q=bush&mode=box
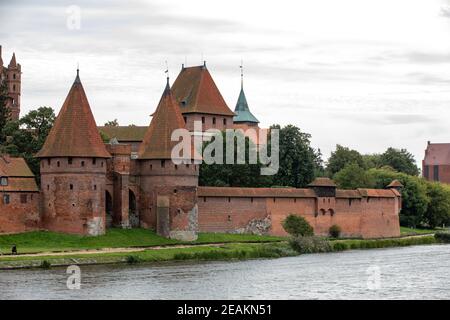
[125,255,142,264]
[435,232,450,243]
[289,236,332,254]
[331,242,349,251]
[40,260,51,269]
[282,214,314,237]
[329,225,341,238]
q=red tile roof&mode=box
[171,66,235,116]
[36,72,110,158]
[0,155,38,192]
[423,142,450,165]
[387,179,403,188]
[336,189,362,198]
[138,80,199,160]
[198,187,316,198]
[357,188,397,198]
[0,156,34,177]
[308,177,337,187]
[98,126,147,142]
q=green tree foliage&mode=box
[367,168,430,228]
[329,224,341,238]
[199,131,272,187]
[271,124,320,187]
[104,119,119,126]
[424,183,450,228]
[282,214,314,237]
[379,147,419,176]
[1,107,56,176]
[362,153,382,169]
[333,163,375,189]
[0,81,11,143]
[326,144,364,176]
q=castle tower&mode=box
[36,70,111,236]
[0,47,22,120]
[232,65,259,131]
[171,63,235,132]
[138,77,200,241]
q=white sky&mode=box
[1,0,450,164]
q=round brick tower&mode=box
[36,70,111,236]
[138,78,200,241]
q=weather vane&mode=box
[165,60,169,80]
[240,59,244,89]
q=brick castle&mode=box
[0,51,402,239]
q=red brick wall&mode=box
[184,113,234,132]
[0,192,39,233]
[198,193,401,239]
[40,157,107,236]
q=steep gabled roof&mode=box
[233,88,259,123]
[423,142,450,165]
[138,79,197,160]
[36,71,110,158]
[0,156,34,177]
[171,65,235,116]
[98,126,147,142]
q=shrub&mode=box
[289,236,332,254]
[125,255,142,264]
[329,224,341,238]
[282,214,314,237]
[331,242,348,251]
[435,232,450,243]
[40,260,51,269]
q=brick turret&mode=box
[0,47,22,120]
[36,70,111,235]
[138,77,199,241]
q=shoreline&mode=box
[0,234,442,271]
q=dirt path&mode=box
[0,242,258,259]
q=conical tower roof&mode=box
[233,87,259,123]
[36,70,110,158]
[138,79,198,160]
[171,65,235,116]
[8,53,17,68]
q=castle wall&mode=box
[39,157,107,236]
[183,113,234,132]
[197,188,401,239]
[0,192,40,234]
[138,159,199,240]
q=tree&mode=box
[104,119,119,127]
[424,183,450,228]
[379,147,419,176]
[199,131,272,187]
[1,107,56,176]
[362,153,382,169]
[0,81,11,144]
[326,144,364,176]
[282,214,314,237]
[367,168,429,228]
[333,163,375,189]
[271,124,320,188]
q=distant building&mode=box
[422,141,450,184]
[0,45,21,120]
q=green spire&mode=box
[233,67,259,123]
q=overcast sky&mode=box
[1,0,450,164]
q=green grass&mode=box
[331,235,436,251]
[400,226,442,236]
[0,242,296,265]
[0,228,286,255]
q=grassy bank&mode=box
[0,242,296,269]
[0,229,284,255]
[330,235,437,251]
[400,226,442,236]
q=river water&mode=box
[0,244,449,299]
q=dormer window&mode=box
[0,177,8,186]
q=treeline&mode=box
[200,127,450,229]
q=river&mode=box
[0,244,449,299]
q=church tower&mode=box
[137,77,200,241]
[232,65,259,130]
[0,46,22,120]
[36,70,111,235]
